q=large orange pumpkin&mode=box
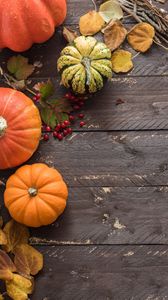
[0,88,41,170]
[0,0,67,52]
[4,163,68,227]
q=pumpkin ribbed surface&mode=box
[4,163,68,227]
[0,88,41,170]
[57,36,112,94]
[0,0,67,51]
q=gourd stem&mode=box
[82,57,91,86]
[0,117,7,137]
[28,187,38,197]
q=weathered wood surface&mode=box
[0,0,168,299]
[1,131,168,187]
[30,245,168,300]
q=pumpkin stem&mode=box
[0,117,7,137]
[82,57,91,86]
[28,187,38,197]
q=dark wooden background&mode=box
[1,1,168,299]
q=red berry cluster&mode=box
[33,92,87,142]
[33,93,41,102]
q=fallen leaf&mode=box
[41,98,72,129]
[33,80,54,100]
[0,294,4,300]
[127,22,155,52]
[0,229,7,245]
[3,220,29,253]
[104,20,127,51]
[6,274,33,300]
[63,27,78,44]
[7,55,35,80]
[0,250,16,280]
[99,0,123,23]
[14,244,43,276]
[79,11,105,36]
[11,80,26,91]
[111,49,133,73]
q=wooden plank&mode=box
[1,131,168,188]
[17,245,168,300]
[26,186,168,245]
[1,75,168,131]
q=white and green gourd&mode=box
[57,36,112,94]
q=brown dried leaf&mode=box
[63,27,78,43]
[3,220,29,253]
[79,11,105,36]
[111,49,133,73]
[0,229,7,245]
[6,274,33,300]
[0,250,16,280]
[127,22,155,53]
[14,244,43,276]
[104,20,127,51]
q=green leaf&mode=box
[40,98,72,129]
[34,80,54,100]
[7,55,35,80]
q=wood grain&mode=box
[30,245,168,300]
[27,186,168,245]
[1,131,168,187]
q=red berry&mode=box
[69,115,75,122]
[78,113,84,119]
[80,121,86,127]
[70,95,76,101]
[64,120,70,126]
[67,128,73,134]
[46,126,51,132]
[55,124,61,131]
[73,105,80,111]
[53,131,58,138]
[33,96,38,102]
[43,134,49,141]
[65,93,71,99]
[79,102,84,107]
[36,93,41,100]
[57,133,63,141]
[61,123,66,129]
[63,129,68,136]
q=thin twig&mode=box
[91,0,97,11]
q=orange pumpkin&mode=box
[4,163,68,227]
[0,88,41,170]
[0,0,67,52]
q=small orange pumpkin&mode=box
[0,0,67,52]
[0,88,41,170]
[4,163,68,227]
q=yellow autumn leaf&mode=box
[6,274,33,300]
[127,22,155,53]
[14,244,43,276]
[79,11,105,36]
[3,220,29,253]
[111,49,133,73]
[104,20,127,51]
[0,229,7,245]
[99,0,123,23]
[0,294,4,300]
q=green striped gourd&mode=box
[57,36,112,94]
